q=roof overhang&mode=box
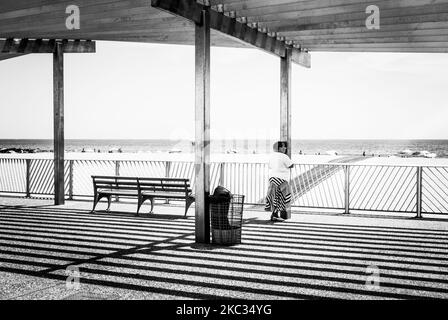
[1,0,447,63]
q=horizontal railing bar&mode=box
[0,191,27,195]
[333,208,418,214]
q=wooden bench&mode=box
[91,176,195,216]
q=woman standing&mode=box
[265,141,294,221]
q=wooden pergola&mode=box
[1,0,447,243]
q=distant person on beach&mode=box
[265,141,294,222]
[363,151,366,156]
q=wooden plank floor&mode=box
[0,198,447,300]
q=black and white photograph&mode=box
[0,0,448,311]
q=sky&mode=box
[0,41,447,140]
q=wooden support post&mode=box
[280,47,292,158]
[195,6,211,244]
[53,42,65,205]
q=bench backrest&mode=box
[138,177,192,195]
[92,176,192,195]
[92,176,139,191]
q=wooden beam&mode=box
[151,0,310,67]
[152,0,283,55]
[0,53,26,61]
[209,9,286,57]
[291,50,310,68]
[0,38,96,54]
[53,42,64,205]
[152,0,204,24]
[195,6,211,244]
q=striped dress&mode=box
[265,176,292,213]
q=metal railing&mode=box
[0,156,447,216]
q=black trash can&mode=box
[209,186,245,245]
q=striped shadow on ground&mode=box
[0,205,447,300]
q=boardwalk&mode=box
[0,198,447,300]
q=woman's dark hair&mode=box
[273,141,288,152]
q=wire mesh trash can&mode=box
[209,187,245,245]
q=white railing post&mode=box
[115,160,120,177]
[416,166,423,218]
[26,159,31,198]
[68,160,74,200]
[165,161,171,204]
[344,165,350,214]
[115,160,120,202]
[219,162,225,186]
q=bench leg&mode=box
[106,196,112,212]
[137,196,144,216]
[92,194,106,213]
[92,194,111,213]
[137,197,154,214]
[92,194,99,213]
[185,198,195,217]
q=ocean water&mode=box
[1,139,448,158]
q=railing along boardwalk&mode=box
[0,201,447,299]
[289,156,363,208]
[0,156,448,216]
